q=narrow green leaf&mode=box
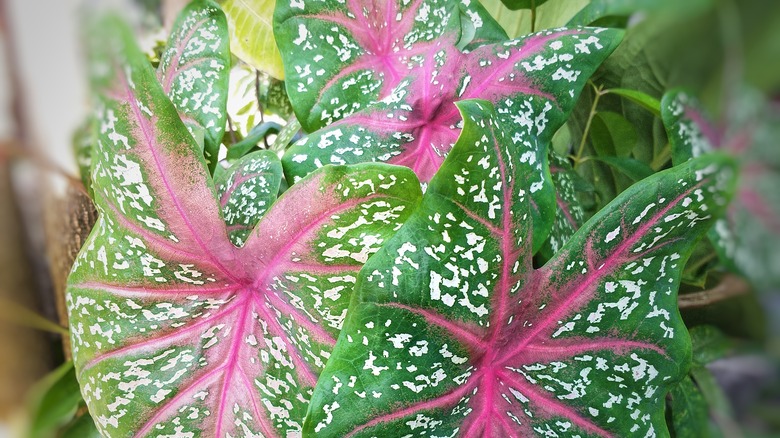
[60,413,102,438]
[590,155,655,181]
[25,361,82,438]
[225,121,281,160]
[605,88,662,116]
[667,375,711,438]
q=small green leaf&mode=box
[605,88,662,116]
[589,155,655,181]
[591,111,638,157]
[690,325,732,365]
[225,121,281,160]
[26,361,82,438]
[60,413,102,438]
[221,0,285,79]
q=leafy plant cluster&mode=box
[45,0,778,437]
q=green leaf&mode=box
[589,155,655,181]
[591,111,638,157]
[667,375,711,438]
[158,0,230,172]
[60,413,102,438]
[567,0,713,27]
[605,88,662,116]
[690,325,732,366]
[306,100,737,436]
[479,0,590,38]
[225,121,281,160]
[69,14,422,436]
[25,361,82,438]
[220,0,285,79]
[500,0,551,11]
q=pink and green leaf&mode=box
[214,150,284,246]
[539,151,587,259]
[157,0,230,171]
[283,26,621,248]
[662,89,780,289]
[305,99,737,437]
[273,0,507,133]
[67,15,422,437]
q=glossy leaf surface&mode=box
[307,100,736,437]
[274,0,507,132]
[158,0,230,171]
[662,89,780,289]
[67,16,422,437]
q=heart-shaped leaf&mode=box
[274,0,508,133]
[67,16,422,437]
[283,26,621,249]
[662,89,780,290]
[157,0,230,172]
[306,100,736,437]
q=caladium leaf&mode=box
[539,152,587,260]
[306,100,737,437]
[273,0,508,133]
[72,116,96,197]
[157,0,230,172]
[67,16,422,437]
[662,89,780,290]
[283,26,621,249]
[214,150,284,246]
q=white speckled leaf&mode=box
[539,151,586,259]
[67,16,422,437]
[306,100,737,437]
[158,0,230,172]
[283,26,622,249]
[273,0,507,133]
[662,89,780,289]
[214,150,283,247]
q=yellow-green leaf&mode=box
[221,0,285,79]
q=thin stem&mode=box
[678,274,751,309]
[573,83,604,168]
[530,0,536,33]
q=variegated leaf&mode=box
[306,100,736,437]
[662,89,780,290]
[539,151,587,259]
[283,26,621,249]
[214,150,283,246]
[273,0,507,133]
[67,16,422,437]
[158,0,230,171]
